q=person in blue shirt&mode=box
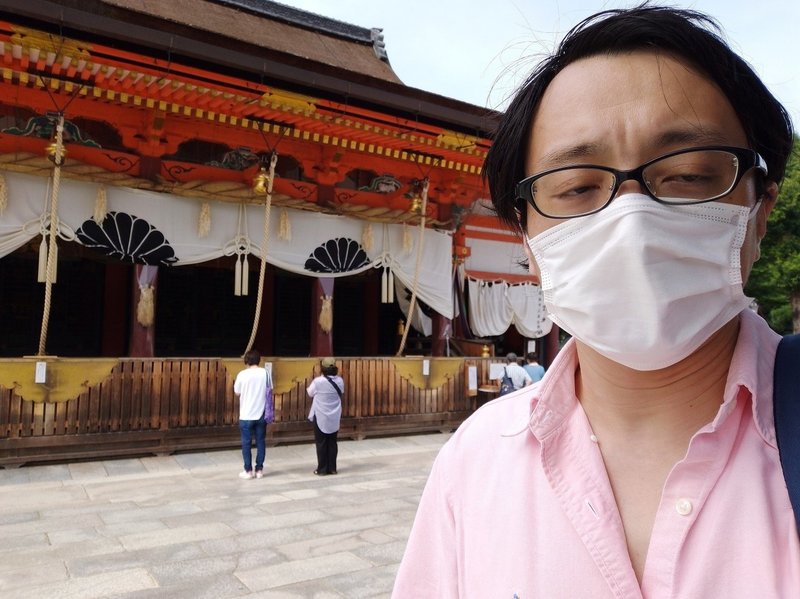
[523,352,545,382]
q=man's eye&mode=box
[542,175,606,199]
[558,184,598,197]
[663,172,713,183]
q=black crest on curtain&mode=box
[304,238,370,273]
[76,212,178,265]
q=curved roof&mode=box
[2,0,498,136]
[100,0,403,84]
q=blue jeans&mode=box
[239,419,266,472]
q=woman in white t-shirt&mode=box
[307,357,343,475]
[233,350,268,479]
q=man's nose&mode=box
[615,179,647,198]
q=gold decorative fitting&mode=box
[409,194,422,214]
[481,344,491,358]
[46,142,66,165]
[253,167,269,194]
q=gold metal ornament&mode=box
[253,167,269,194]
[46,142,67,165]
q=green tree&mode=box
[746,138,800,333]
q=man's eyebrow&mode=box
[653,128,731,148]
[536,143,604,169]
[533,128,733,171]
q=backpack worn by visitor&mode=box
[774,334,800,535]
[263,366,275,424]
[498,367,515,396]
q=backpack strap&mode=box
[323,374,342,398]
[774,334,800,534]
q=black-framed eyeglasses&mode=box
[515,145,767,219]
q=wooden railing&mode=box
[0,357,499,467]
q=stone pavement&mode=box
[0,432,451,598]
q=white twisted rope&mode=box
[37,114,65,356]
[244,153,278,355]
[396,179,429,356]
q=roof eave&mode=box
[0,0,500,137]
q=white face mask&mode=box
[526,194,752,371]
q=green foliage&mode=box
[745,138,800,333]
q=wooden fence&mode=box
[0,357,499,467]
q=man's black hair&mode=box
[244,349,261,366]
[484,4,794,231]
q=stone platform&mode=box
[0,433,450,598]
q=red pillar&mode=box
[128,265,157,357]
[431,312,451,356]
[310,277,333,357]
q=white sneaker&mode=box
[239,471,254,480]
[255,470,264,479]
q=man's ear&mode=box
[521,235,541,284]
[756,180,779,240]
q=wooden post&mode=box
[129,264,157,358]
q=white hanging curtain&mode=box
[467,278,552,338]
[467,279,513,337]
[464,235,528,276]
[395,275,432,336]
[506,283,553,338]
[0,171,454,318]
[0,170,46,258]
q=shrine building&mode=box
[0,0,556,466]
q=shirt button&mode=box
[675,498,693,516]
[589,434,598,443]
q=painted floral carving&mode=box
[359,174,401,193]
[3,114,101,147]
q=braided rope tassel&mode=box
[93,185,107,223]
[137,285,155,327]
[0,173,8,216]
[198,201,211,238]
[278,208,291,241]
[318,294,333,333]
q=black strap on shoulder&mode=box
[323,374,342,398]
[774,334,800,534]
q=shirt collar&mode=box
[725,308,781,446]
[508,338,580,440]
[514,310,780,444]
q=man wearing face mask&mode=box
[393,5,798,598]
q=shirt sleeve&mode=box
[392,446,458,598]
[306,379,317,397]
[233,372,242,395]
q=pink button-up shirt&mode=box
[393,310,800,598]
